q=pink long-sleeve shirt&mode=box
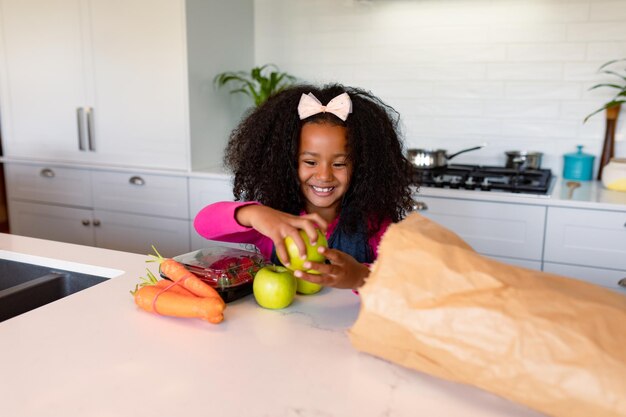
[193,201,390,262]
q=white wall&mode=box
[254,0,626,175]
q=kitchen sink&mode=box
[0,258,109,322]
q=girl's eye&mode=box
[303,160,316,166]
[333,162,347,168]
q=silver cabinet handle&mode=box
[81,219,91,226]
[93,219,101,227]
[129,176,145,186]
[618,278,626,288]
[412,201,428,211]
[86,107,96,151]
[40,168,55,178]
[76,107,86,151]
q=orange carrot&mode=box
[154,279,197,297]
[134,285,224,324]
[148,246,224,305]
[159,259,223,301]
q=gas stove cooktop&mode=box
[412,164,553,196]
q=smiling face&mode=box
[298,122,352,222]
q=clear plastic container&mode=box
[161,246,268,302]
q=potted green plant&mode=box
[584,58,625,180]
[584,58,625,123]
[214,64,297,107]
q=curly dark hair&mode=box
[224,83,414,237]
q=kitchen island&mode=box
[0,233,545,417]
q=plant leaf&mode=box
[213,64,297,106]
[600,69,626,83]
[583,100,625,123]
[598,58,626,71]
[588,83,624,91]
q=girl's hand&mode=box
[294,247,370,290]
[235,204,328,265]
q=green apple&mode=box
[278,229,328,274]
[296,277,323,295]
[253,265,297,309]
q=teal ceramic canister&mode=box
[563,145,594,181]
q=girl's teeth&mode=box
[312,186,333,193]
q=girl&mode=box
[194,84,414,290]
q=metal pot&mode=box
[407,145,484,169]
[505,151,543,170]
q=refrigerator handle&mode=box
[86,107,96,152]
[76,107,86,151]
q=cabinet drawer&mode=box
[189,177,234,218]
[544,207,626,271]
[415,196,546,260]
[4,163,92,207]
[543,262,626,293]
[8,201,95,246]
[92,171,189,219]
[94,210,190,258]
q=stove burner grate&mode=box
[413,164,552,195]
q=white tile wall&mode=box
[254,0,626,175]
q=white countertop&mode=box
[416,177,626,211]
[0,233,545,417]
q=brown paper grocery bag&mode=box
[349,213,626,417]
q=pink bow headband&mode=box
[297,92,353,121]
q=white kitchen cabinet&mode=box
[4,163,92,207]
[5,162,190,257]
[84,0,188,169]
[414,195,546,262]
[7,201,189,257]
[188,176,233,218]
[92,170,189,219]
[543,262,626,293]
[0,0,253,171]
[8,200,95,246]
[544,206,626,271]
[0,0,87,162]
[94,210,189,257]
[189,176,234,251]
[543,206,626,289]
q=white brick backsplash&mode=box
[506,43,587,61]
[487,63,563,80]
[354,63,487,81]
[489,2,589,23]
[290,32,357,49]
[416,117,503,136]
[373,44,507,63]
[567,23,626,41]
[589,1,626,21]
[358,26,489,46]
[504,120,580,139]
[359,81,434,99]
[290,64,357,85]
[563,62,614,81]
[435,81,505,99]
[587,42,626,60]
[505,82,581,100]
[394,98,484,118]
[483,100,561,119]
[560,100,605,120]
[488,24,566,43]
[370,0,495,27]
[255,0,626,171]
